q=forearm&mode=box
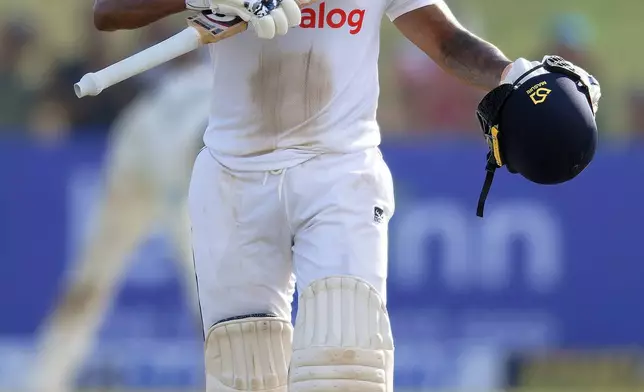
[438,28,511,90]
[94,0,186,31]
[394,3,512,91]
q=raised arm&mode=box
[93,0,186,31]
[393,1,512,91]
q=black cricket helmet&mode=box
[475,55,598,217]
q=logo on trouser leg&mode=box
[373,206,385,224]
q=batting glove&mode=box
[501,56,601,116]
[186,0,301,39]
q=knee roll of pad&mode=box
[205,314,293,392]
[290,276,394,392]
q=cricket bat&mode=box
[74,1,315,98]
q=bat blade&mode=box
[187,11,249,44]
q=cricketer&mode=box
[90,0,600,391]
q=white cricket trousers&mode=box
[188,147,395,332]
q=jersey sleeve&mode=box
[385,0,439,22]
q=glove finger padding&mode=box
[271,8,290,36]
[251,15,277,39]
[281,0,302,27]
[190,0,302,39]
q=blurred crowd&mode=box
[0,8,643,142]
[0,13,182,144]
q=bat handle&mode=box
[74,27,202,98]
[74,73,102,98]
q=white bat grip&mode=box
[74,27,202,98]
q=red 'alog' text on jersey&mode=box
[300,2,366,35]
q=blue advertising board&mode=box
[382,138,644,388]
[0,136,643,389]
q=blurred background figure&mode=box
[627,89,644,137]
[1,0,643,391]
[33,15,140,139]
[539,12,598,72]
[26,42,211,392]
[392,39,485,135]
[535,13,608,132]
[0,18,37,133]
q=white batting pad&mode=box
[290,276,394,392]
[205,316,293,392]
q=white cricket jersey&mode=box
[204,0,436,171]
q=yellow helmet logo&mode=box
[529,87,552,105]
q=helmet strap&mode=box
[476,153,499,218]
